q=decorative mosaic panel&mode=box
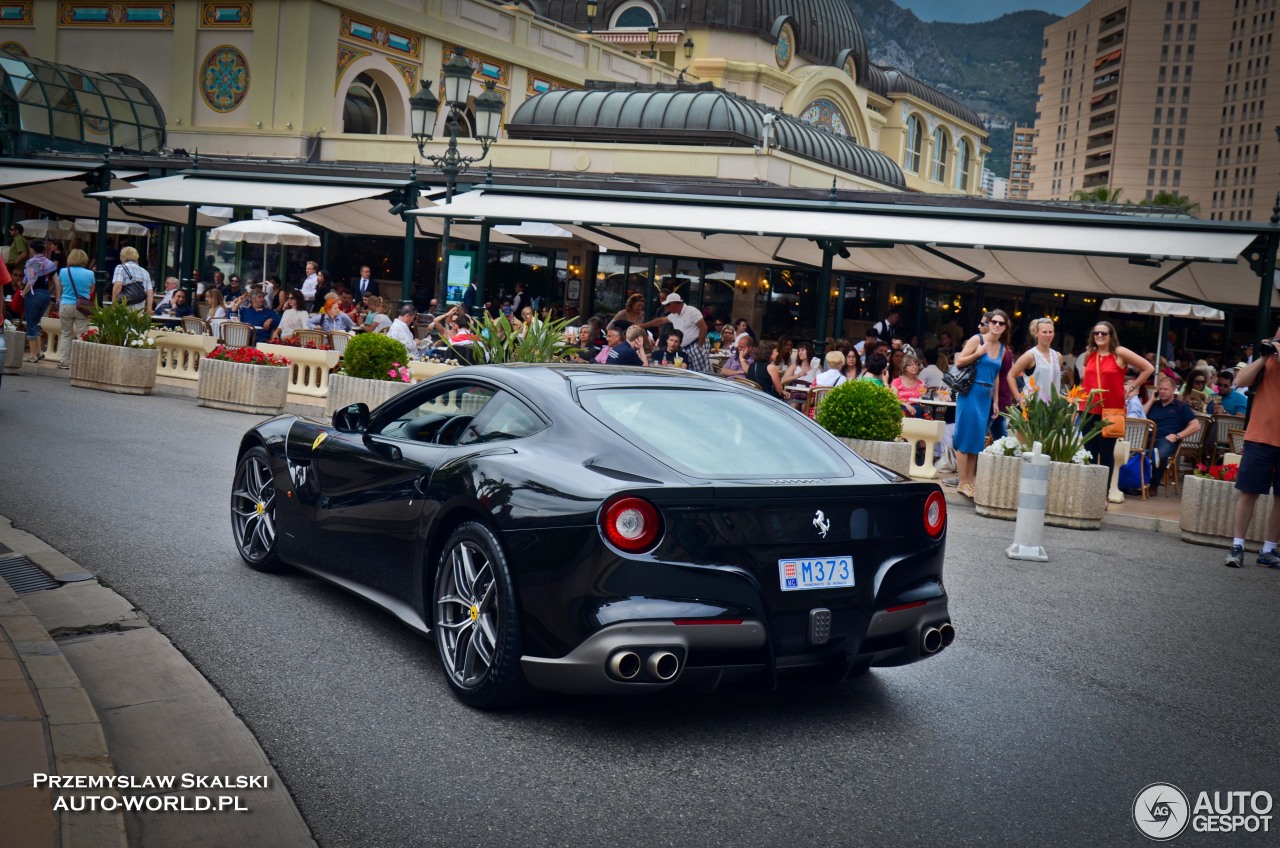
[335,43,371,92]
[200,2,251,28]
[340,10,419,60]
[200,43,249,112]
[0,41,29,54]
[387,58,417,93]
[58,2,174,26]
[526,74,575,98]
[0,3,32,25]
[441,45,509,88]
[800,99,848,137]
[774,23,793,70]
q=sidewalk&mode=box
[0,515,316,848]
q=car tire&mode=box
[230,445,285,573]
[433,521,528,709]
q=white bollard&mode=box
[1007,440,1050,562]
[1108,438,1129,504]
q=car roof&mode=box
[460,363,730,393]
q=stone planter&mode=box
[3,328,24,374]
[197,357,290,415]
[975,452,1110,529]
[326,373,413,418]
[408,360,459,382]
[836,437,912,477]
[1180,474,1275,549]
[69,341,159,395]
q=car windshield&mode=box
[579,387,852,479]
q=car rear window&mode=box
[578,387,852,479]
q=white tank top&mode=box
[1030,347,1062,401]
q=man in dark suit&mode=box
[352,265,376,307]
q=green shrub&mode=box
[341,332,409,381]
[815,379,903,442]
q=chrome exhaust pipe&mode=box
[921,626,942,655]
[938,622,956,648]
[647,650,680,682]
[607,651,642,681]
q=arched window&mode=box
[613,2,656,29]
[904,115,923,174]
[343,73,387,135]
[955,138,972,191]
[931,127,949,183]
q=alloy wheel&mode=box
[435,540,499,689]
[231,452,277,564]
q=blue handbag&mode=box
[1119,448,1155,493]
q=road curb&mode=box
[942,487,1180,535]
[0,514,317,848]
[0,566,128,848]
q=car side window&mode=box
[376,384,497,444]
[456,391,544,445]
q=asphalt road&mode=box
[2,373,1278,847]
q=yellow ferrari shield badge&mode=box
[311,432,328,451]
[469,604,479,623]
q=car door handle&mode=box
[414,476,429,496]
[367,439,402,461]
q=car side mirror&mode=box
[332,403,370,433]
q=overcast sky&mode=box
[894,0,1090,23]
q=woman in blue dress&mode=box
[953,310,1011,499]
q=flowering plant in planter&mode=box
[272,335,333,351]
[1194,463,1239,482]
[81,299,155,349]
[387,361,412,383]
[999,378,1100,464]
[341,332,409,381]
[206,345,290,367]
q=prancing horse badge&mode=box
[813,510,830,538]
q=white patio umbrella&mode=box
[16,218,73,238]
[1101,297,1226,383]
[73,218,152,268]
[206,218,320,280]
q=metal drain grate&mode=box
[0,556,59,594]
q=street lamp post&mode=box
[408,46,505,310]
[586,0,597,34]
[648,24,658,59]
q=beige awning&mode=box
[411,188,1274,307]
[4,176,227,227]
[292,194,524,244]
[0,166,93,189]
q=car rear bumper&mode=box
[521,619,768,695]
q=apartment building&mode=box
[1010,125,1036,198]
[1028,0,1278,221]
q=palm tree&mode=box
[1139,190,1200,214]
[1070,186,1125,203]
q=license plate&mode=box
[778,556,855,591]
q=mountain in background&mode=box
[847,0,1059,180]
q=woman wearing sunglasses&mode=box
[952,311,1012,499]
[1080,321,1153,469]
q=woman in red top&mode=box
[1080,321,1153,470]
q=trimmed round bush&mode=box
[341,332,409,381]
[815,379,904,442]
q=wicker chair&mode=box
[1122,417,1156,499]
[328,331,350,355]
[730,376,762,390]
[1230,429,1246,456]
[803,386,836,417]
[1208,413,1246,465]
[1163,413,1209,497]
[294,328,328,348]
[181,316,209,335]
[217,321,256,349]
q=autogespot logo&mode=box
[1134,783,1190,841]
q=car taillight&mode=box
[924,490,946,538]
[600,496,662,553]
